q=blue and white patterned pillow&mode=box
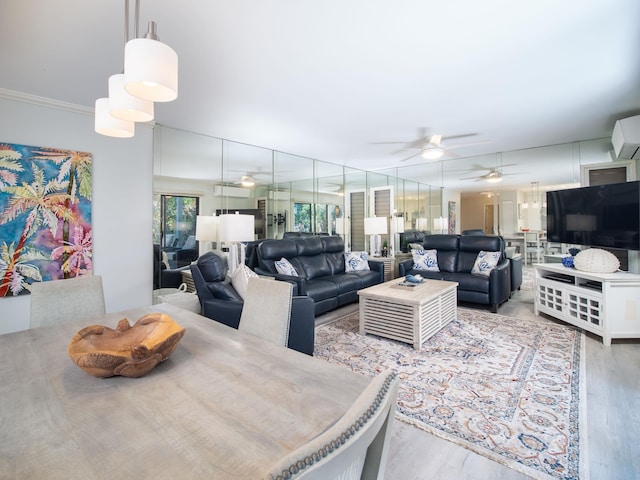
[274,257,298,276]
[345,251,370,272]
[471,250,501,276]
[411,249,439,271]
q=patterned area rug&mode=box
[521,265,535,291]
[315,308,586,480]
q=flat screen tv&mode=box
[546,181,640,251]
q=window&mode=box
[293,203,312,232]
[293,203,330,234]
[153,194,199,267]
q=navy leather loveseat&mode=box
[255,236,385,316]
[398,234,511,313]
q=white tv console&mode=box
[534,263,640,346]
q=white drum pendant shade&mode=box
[108,74,154,122]
[124,38,178,102]
[95,98,135,138]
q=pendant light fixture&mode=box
[95,98,135,138]
[108,73,154,122]
[95,0,177,138]
[124,20,178,102]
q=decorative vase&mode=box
[562,256,574,268]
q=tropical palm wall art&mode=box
[0,142,92,297]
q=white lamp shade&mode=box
[433,217,446,231]
[416,217,429,230]
[124,38,178,102]
[195,215,218,242]
[218,214,255,242]
[94,98,135,138]
[108,74,154,122]
[364,217,388,235]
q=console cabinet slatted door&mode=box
[534,263,640,346]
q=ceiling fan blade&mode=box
[441,150,459,159]
[442,139,489,149]
[429,134,443,146]
[441,133,478,142]
[399,151,420,162]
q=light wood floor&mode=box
[317,278,640,479]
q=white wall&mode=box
[0,92,153,334]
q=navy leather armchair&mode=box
[190,251,315,356]
[153,244,189,290]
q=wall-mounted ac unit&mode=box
[612,115,640,160]
[213,185,250,198]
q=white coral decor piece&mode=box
[573,248,620,273]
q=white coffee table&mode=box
[357,278,458,349]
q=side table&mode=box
[371,256,396,281]
[181,270,196,293]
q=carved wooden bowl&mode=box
[68,313,186,378]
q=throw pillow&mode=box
[411,249,439,271]
[408,242,423,251]
[161,251,170,270]
[345,252,370,272]
[471,250,502,276]
[230,264,259,300]
[274,257,299,276]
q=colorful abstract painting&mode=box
[448,200,456,234]
[0,142,92,297]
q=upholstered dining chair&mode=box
[239,277,293,347]
[29,275,106,328]
[263,369,399,480]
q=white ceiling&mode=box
[2,0,639,192]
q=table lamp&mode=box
[433,216,446,234]
[364,216,387,257]
[195,215,218,253]
[218,213,255,274]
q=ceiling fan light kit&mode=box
[241,176,256,187]
[421,147,444,160]
[95,0,178,138]
[485,172,503,183]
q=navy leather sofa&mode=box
[398,234,511,313]
[190,251,316,355]
[255,236,385,316]
[398,230,431,252]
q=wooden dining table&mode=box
[0,304,370,479]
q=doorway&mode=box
[153,194,200,268]
[484,204,498,235]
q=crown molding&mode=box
[0,88,93,116]
[0,88,155,129]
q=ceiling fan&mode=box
[236,175,256,187]
[373,129,485,163]
[460,166,523,183]
[226,168,272,187]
